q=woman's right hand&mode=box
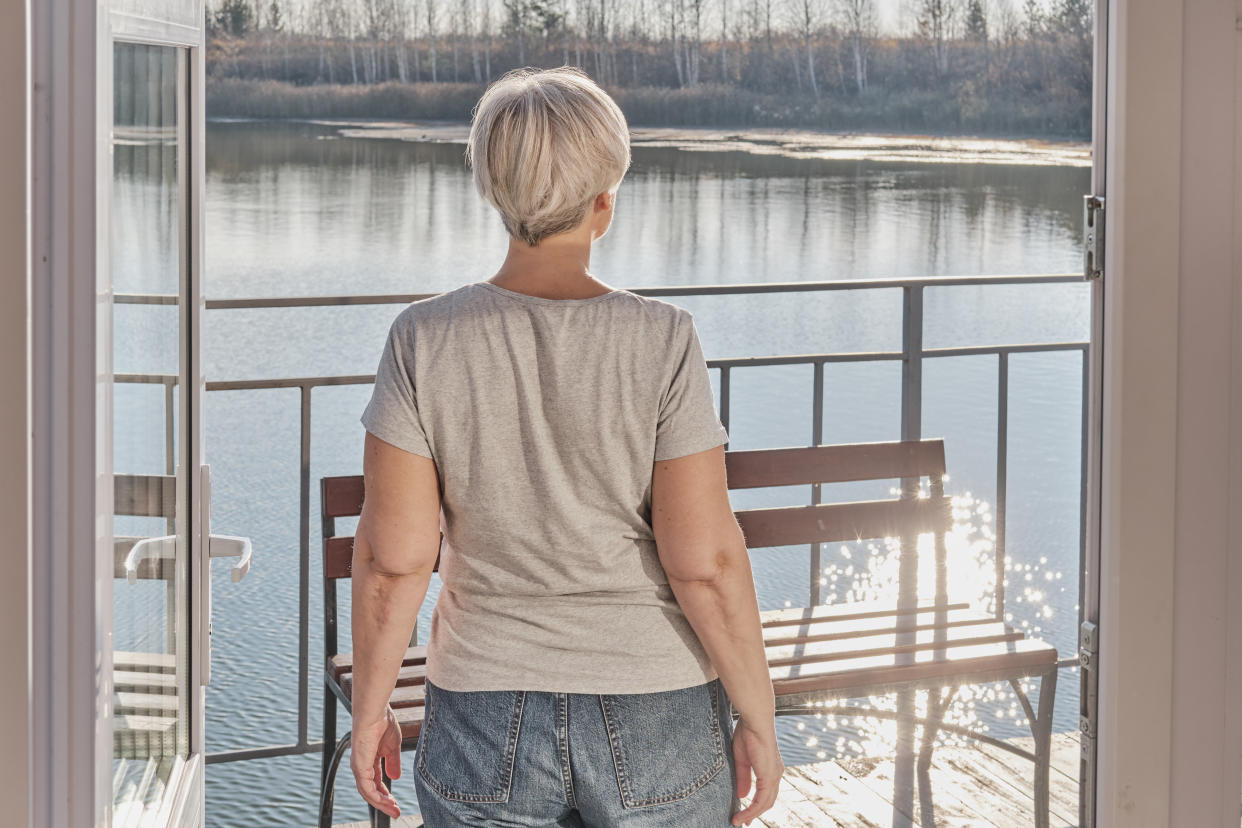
[730,716,783,827]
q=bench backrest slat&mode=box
[115,473,177,519]
[723,441,945,490]
[322,476,366,520]
[735,496,949,549]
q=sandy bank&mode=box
[308,119,1091,167]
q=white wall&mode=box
[1168,0,1242,822]
[1096,0,1242,825]
[0,0,31,824]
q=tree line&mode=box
[205,0,1093,138]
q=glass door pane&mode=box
[110,41,190,823]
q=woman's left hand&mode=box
[350,704,403,819]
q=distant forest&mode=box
[205,0,1093,139]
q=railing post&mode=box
[810,360,824,606]
[894,283,925,823]
[901,285,924,450]
[298,383,311,749]
[996,353,1009,622]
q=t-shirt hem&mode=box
[426,660,720,695]
[359,413,434,459]
[653,424,730,462]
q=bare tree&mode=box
[394,0,411,81]
[788,0,824,98]
[505,0,530,64]
[915,0,954,76]
[426,0,440,80]
[481,0,493,79]
[836,0,876,93]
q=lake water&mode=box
[117,119,1091,825]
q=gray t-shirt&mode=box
[360,280,730,694]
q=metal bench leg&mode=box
[916,685,957,828]
[1010,668,1057,828]
[322,685,337,787]
[1031,667,1057,828]
[319,731,351,828]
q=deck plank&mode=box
[836,752,987,827]
[751,768,846,827]
[935,745,1077,826]
[327,733,1083,828]
[782,761,896,827]
[980,732,1081,788]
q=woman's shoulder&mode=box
[608,289,692,327]
[387,283,479,330]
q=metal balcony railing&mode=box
[116,273,1091,766]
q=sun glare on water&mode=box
[781,491,1071,760]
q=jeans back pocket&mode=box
[416,679,527,803]
[599,678,727,808]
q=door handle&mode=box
[123,535,177,585]
[199,464,253,686]
[123,534,249,584]
[209,534,252,583]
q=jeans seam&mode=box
[558,693,578,808]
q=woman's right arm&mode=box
[651,443,783,827]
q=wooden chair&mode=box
[728,439,1059,828]
[319,438,1059,827]
[319,476,440,828]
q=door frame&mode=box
[28,2,208,825]
[107,13,211,826]
[1079,0,1110,825]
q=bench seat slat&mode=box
[113,651,177,673]
[764,622,1025,667]
[113,670,178,693]
[391,705,428,741]
[759,598,971,628]
[761,606,998,647]
[115,692,180,714]
[769,638,1059,695]
[328,645,428,682]
[339,676,428,709]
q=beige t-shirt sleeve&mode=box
[654,310,730,461]
[360,312,434,459]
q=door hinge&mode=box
[1079,619,1099,828]
[1084,195,1105,280]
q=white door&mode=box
[107,34,250,827]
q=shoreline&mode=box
[208,116,1092,167]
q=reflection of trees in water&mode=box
[113,144,180,295]
[203,122,1087,300]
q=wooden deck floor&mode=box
[331,731,1081,828]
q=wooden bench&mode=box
[318,438,1059,827]
[728,439,1058,827]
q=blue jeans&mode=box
[411,676,742,827]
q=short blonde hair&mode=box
[465,66,632,247]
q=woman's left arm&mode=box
[349,431,442,819]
